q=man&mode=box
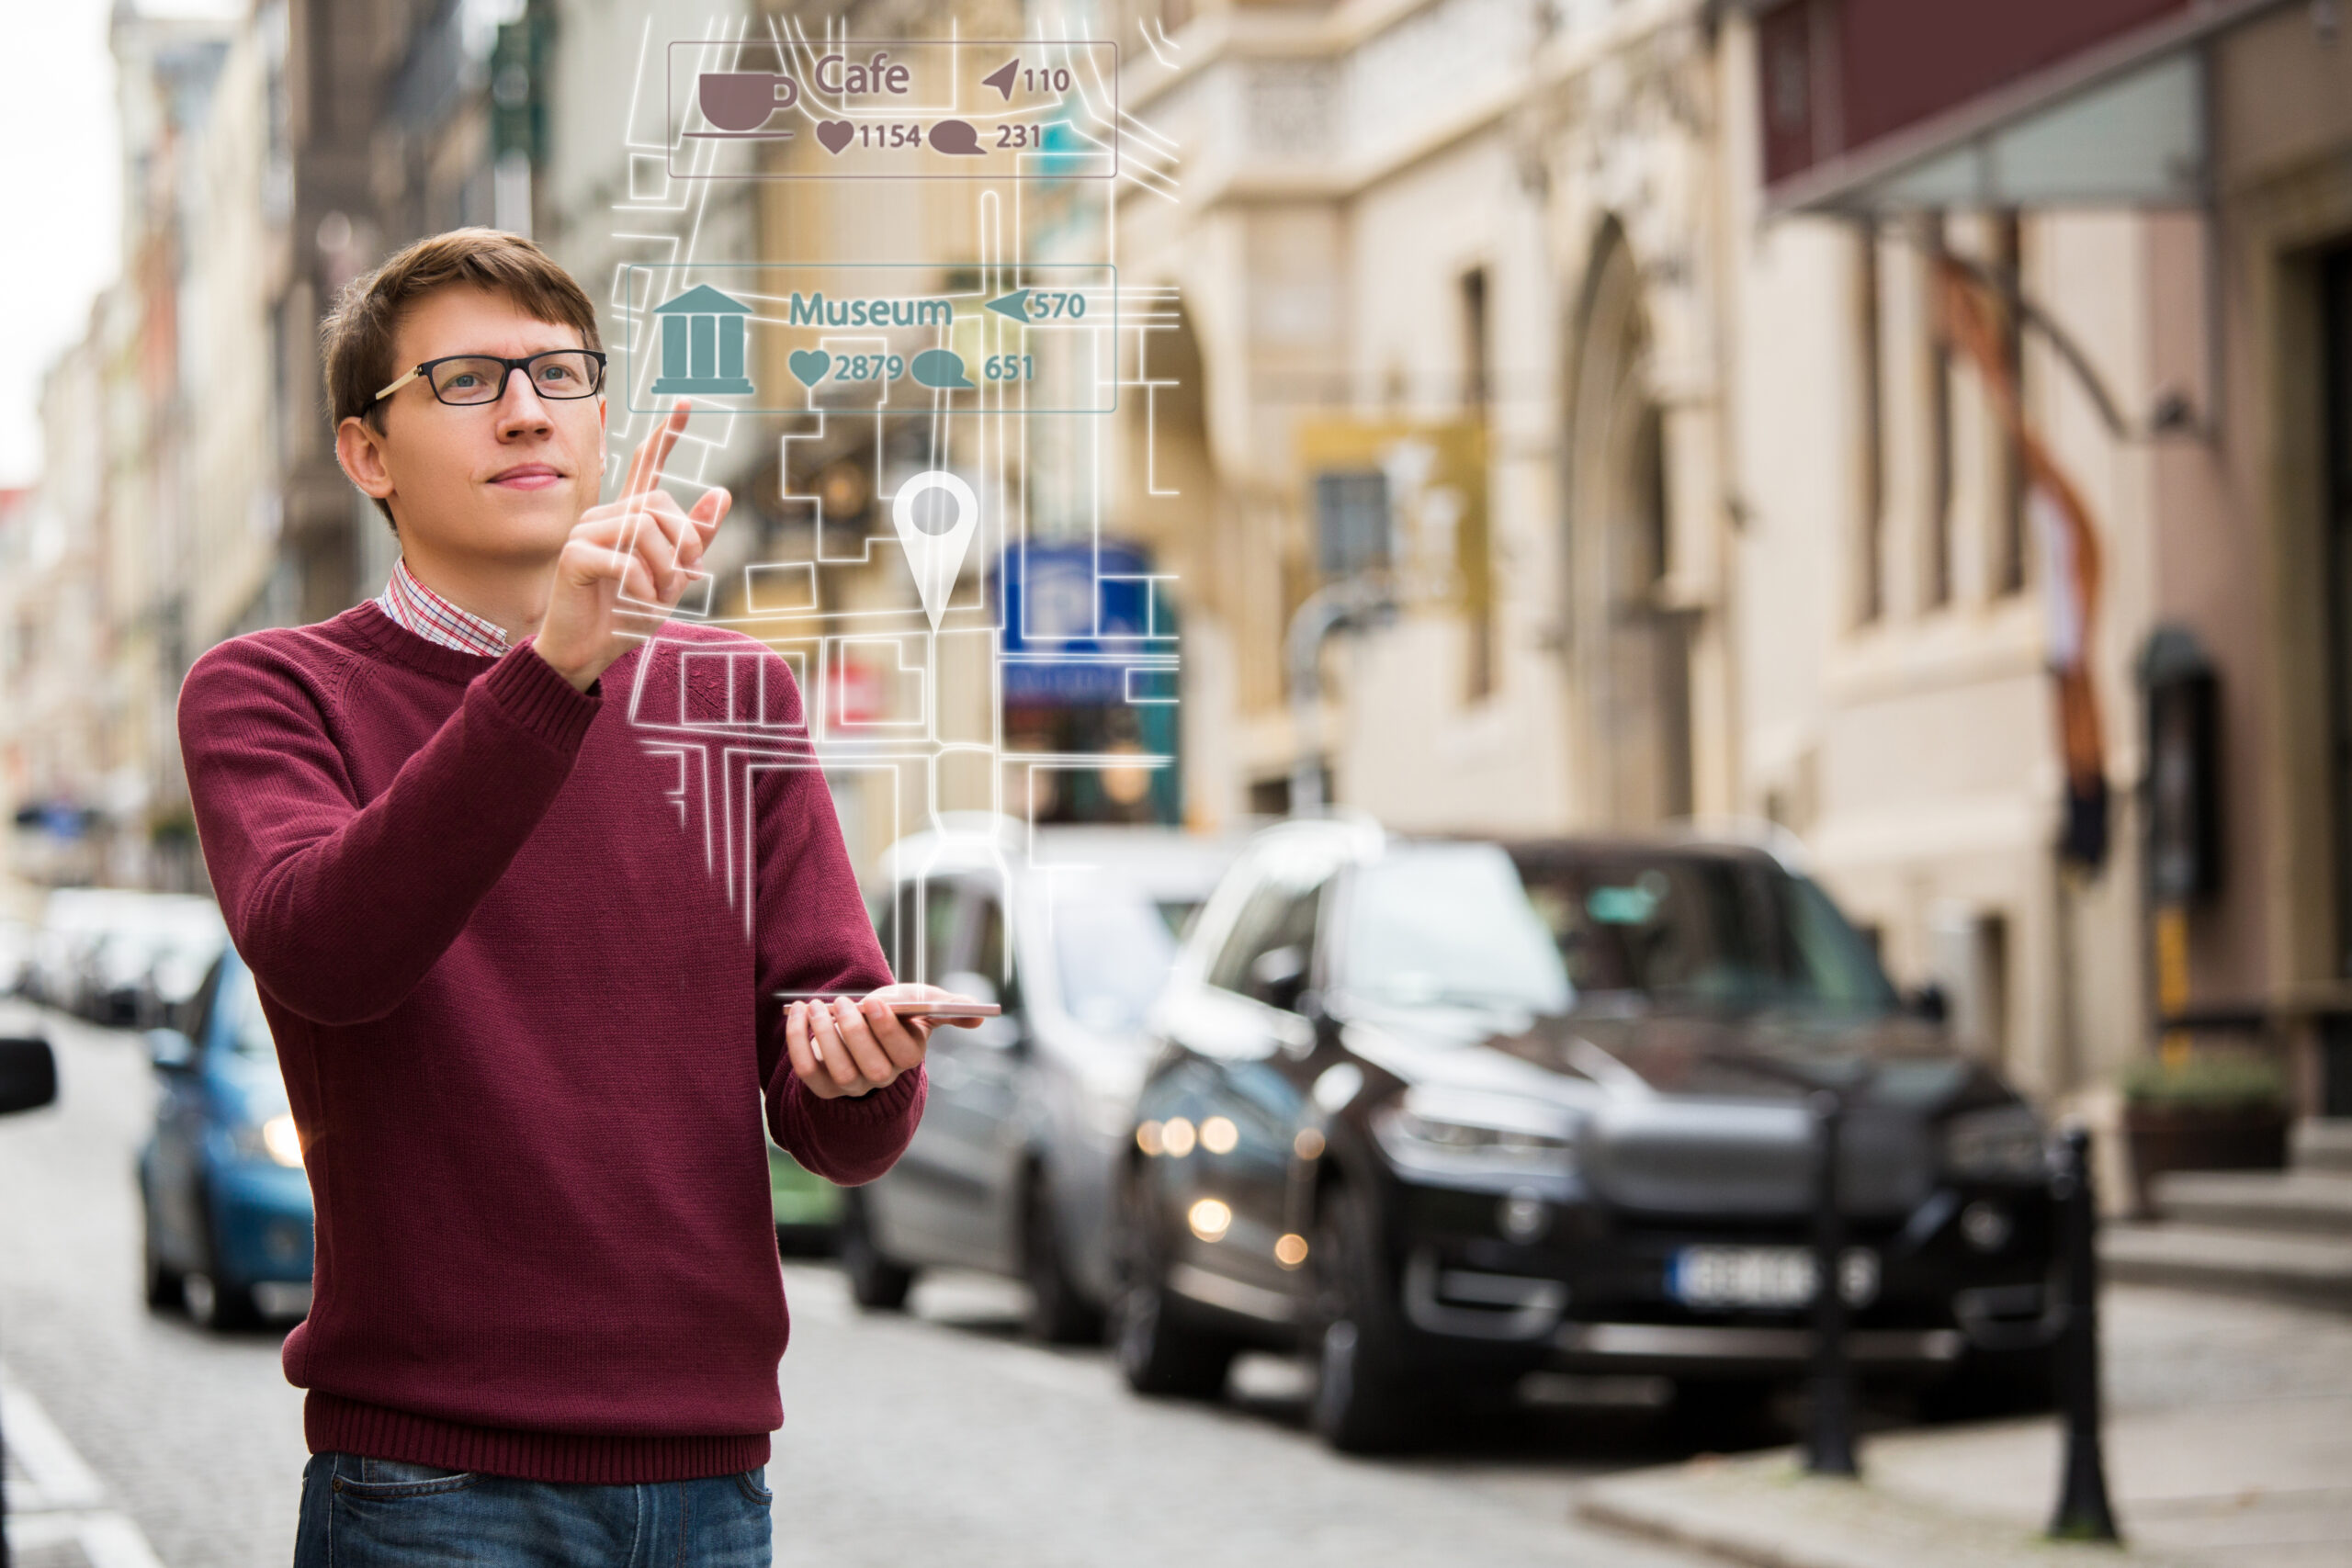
[178,229,964,1564]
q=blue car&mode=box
[138,947,314,1330]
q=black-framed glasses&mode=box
[374,350,609,407]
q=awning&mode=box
[1748,0,2290,214]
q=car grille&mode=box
[1584,1099,1933,1220]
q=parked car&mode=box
[138,947,314,1330]
[138,900,231,1030]
[0,1019,59,1499]
[78,895,223,1027]
[27,887,143,1010]
[0,919,32,996]
[839,816,1243,1340]
[1112,819,2059,1451]
[0,1031,56,1116]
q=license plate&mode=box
[1667,1246,1879,1310]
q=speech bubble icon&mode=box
[928,118,986,155]
[910,348,974,390]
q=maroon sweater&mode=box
[177,604,918,1482]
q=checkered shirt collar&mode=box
[375,558,511,658]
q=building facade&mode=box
[1109,0,2351,1116]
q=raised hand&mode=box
[532,400,730,692]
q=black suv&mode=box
[1110,819,2056,1451]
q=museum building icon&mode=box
[650,284,756,396]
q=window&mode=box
[1992,210,2028,597]
[878,879,963,986]
[1463,265,1497,702]
[1207,863,1328,1001]
[216,965,281,1059]
[1342,845,1571,1016]
[969,894,1024,1014]
[1512,851,1895,1015]
[1923,211,1955,610]
[1461,266,1490,410]
[181,957,225,1050]
[1054,886,1182,1035]
[1856,220,1885,625]
[1314,470,1389,578]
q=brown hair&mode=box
[320,228,603,527]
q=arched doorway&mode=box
[1565,224,1693,828]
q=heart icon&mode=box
[788,350,831,388]
[816,121,854,154]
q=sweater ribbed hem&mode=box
[305,1393,770,1483]
[482,639,602,754]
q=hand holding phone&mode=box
[786,984,990,1102]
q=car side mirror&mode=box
[146,1028,197,1074]
[1296,988,1343,1055]
[1248,945,1308,1014]
[0,1035,57,1115]
[1906,984,1950,1023]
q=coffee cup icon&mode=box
[698,72,799,133]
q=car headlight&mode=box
[1370,1087,1577,1179]
[1943,1104,2047,1182]
[235,1112,305,1169]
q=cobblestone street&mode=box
[0,1006,1724,1568]
[7,1003,2344,1568]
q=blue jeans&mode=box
[293,1452,774,1567]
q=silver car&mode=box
[840,816,1243,1340]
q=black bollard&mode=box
[1805,1089,1859,1475]
[2048,1124,2120,1541]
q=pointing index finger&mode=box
[627,400,691,502]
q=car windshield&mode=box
[1340,844,1575,1016]
[1055,889,1195,1035]
[1514,851,1898,1016]
[217,965,281,1059]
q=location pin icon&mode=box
[891,470,981,632]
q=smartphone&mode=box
[885,999,1001,1020]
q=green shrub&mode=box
[2122,1052,2288,1110]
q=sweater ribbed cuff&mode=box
[481,640,601,753]
[305,1393,768,1484]
[807,1062,925,1122]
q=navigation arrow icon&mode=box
[984,289,1032,324]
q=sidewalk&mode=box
[1574,1285,2352,1568]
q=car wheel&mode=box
[140,1194,183,1312]
[838,1189,916,1312]
[1023,1170,1103,1345]
[1307,1179,1420,1454]
[1110,1168,1236,1399]
[183,1191,264,1332]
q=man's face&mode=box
[343,285,606,562]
